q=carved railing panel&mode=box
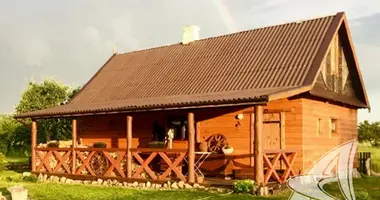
[74,148,127,177]
[131,148,187,182]
[35,148,72,174]
[263,150,297,184]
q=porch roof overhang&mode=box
[14,86,307,119]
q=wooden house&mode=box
[15,12,369,185]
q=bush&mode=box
[356,190,371,200]
[371,159,380,173]
[5,174,22,182]
[0,153,7,172]
[233,179,257,193]
[22,175,38,183]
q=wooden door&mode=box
[263,113,281,150]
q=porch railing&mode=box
[34,147,188,181]
[34,147,297,184]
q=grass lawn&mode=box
[0,170,290,200]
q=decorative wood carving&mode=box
[207,134,227,153]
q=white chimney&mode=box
[182,25,200,44]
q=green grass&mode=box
[5,156,28,164]
[324,175,380,199]
[0,176,290,200]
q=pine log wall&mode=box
[301,98,358,169]
[76,97,358,176]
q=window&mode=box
[330,118,339,137]
[317,118,322,137]
[167,117,188,140]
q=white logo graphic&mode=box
[287,140,358,200]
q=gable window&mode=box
[330,118,339,137]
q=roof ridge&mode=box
[115,12,340,56]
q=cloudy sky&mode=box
[0,0,379,122]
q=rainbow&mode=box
[213,0,240,33]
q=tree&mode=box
[0,115,30,156]
[15,79,80,143]
[358,120,380,147]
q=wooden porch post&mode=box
[72,118,77,174]
[31,119,37,172]
[250,112,255,167]
[126,116,133,178]
[187,112,195,183]
[254,105,264,185]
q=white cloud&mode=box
[12,37,51,67]
[108,15,140,52]
[241,0,380,28]
[83,26,101,44]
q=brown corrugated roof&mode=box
[15,12,353,118]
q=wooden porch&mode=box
[33,147,297,185]
[30,106,298,186]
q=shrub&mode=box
[22,175,38,183]
[233,179,257,193]
[0,153,7,172]
[356,190,371,200]
[5,174,22,182]
[371,159,380,173]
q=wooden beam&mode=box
[126,115,133,178]
[280,112,286,149]
[250,112,255,167]
[187,112,195,183]
[243,108,294,114]
[31,120,37,172]
[72,118,77,174]
[254,105,264,186]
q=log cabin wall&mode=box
[301,98,358,170]
[77,100,305,176]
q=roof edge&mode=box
[13,98,268,119]
[267,85,313,102]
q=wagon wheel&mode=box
[90,152,109,176]
[208,134,227,153]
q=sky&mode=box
[0,0,379,122]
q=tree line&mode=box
[0,79,80,156]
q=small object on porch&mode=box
[93,142,107,148]
[208,134,227,153]
[147,141,166,148]
[47,141,59,148]
[167,129,174,149]
[199,137,208,152]
[8,185,28,200]
[222,145,234,155]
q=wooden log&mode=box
[254,105,264,185]
[31,120,37,172]
[126,115,133,178]
[188,112,195,183]
[72,118,77,174]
